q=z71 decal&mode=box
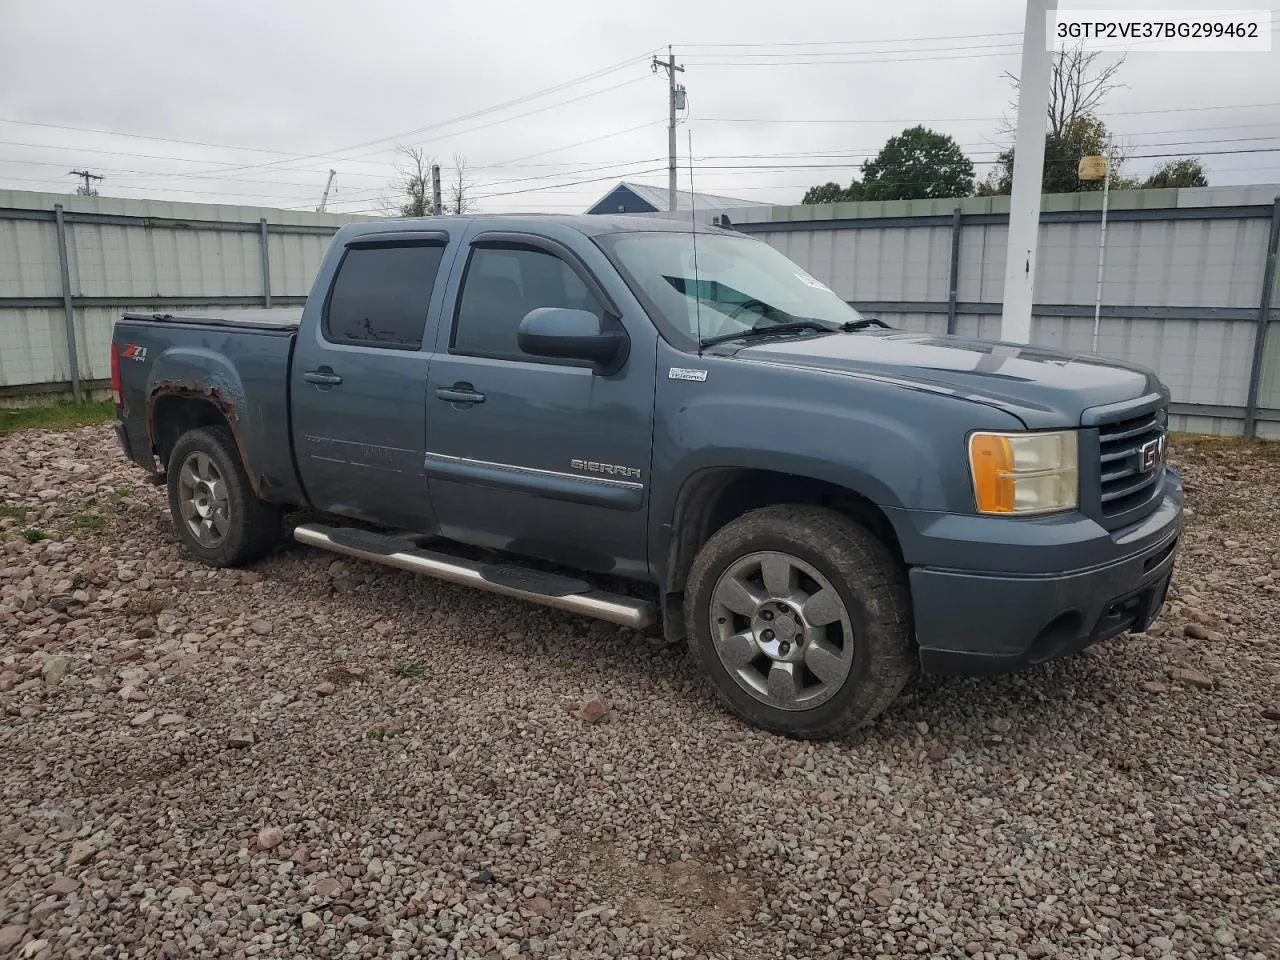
[121,344,148,361]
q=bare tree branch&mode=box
[447,154,477,214]
[999,45,1127,139]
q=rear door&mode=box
[291,230,456,531]
[422,227,657,580]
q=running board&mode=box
[293,523,657,629]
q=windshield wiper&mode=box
[840,317,890,331]
[699,319,835,348]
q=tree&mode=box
[802,126,972,204]
[980,113,1123,196]
[392,144,437,217]
[1143,158,1208,189]
[446,154,477,214]
[802,181,859,205]
[858,126,974,200]
[1001,45,1126,140]
[980,47,1199,195]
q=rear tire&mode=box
[166,426,280,567]
[684,504,913,739]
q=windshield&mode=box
[600,231,864,348]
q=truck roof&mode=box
[337,213,737,242]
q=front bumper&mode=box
[894,470,1183,676]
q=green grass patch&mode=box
[0,401,115,437]
[22,529,50,543]
[392,662,426,679]
[0,504,28,522]
[72,513,108,535]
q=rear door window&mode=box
[324,242,446,349]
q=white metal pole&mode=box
[1090,163,1111,353]
[1000,0,1057,343]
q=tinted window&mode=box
[324,243,445,349]
[452,245,602,359]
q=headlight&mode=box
[968,430,1078,515]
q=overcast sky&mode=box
[0,0,1277,216]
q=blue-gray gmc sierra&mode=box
[111,214,1182,738]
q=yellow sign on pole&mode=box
[1078,154,1108,181]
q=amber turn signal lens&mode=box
[969,434,1016,513]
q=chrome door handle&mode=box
[304,369,343,386]
[435,385,485,404]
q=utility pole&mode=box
[69,169,103,196]
[431,163,442,216]
[652,47,685,212]
[999,0,1057,343]
[316,169,336,212]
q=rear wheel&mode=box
[166,426,280,567]
[684,504,913,739]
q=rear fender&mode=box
[145,347,254,490]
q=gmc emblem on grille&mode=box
[1139,435,1167,472]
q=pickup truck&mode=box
[111,214,1182,739]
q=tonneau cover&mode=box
[120,307,302,331]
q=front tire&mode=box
[684,505,913,739]
[166,426,280,567]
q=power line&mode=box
[682,47,1023,67]
[469,166,668,202]
[679,40,1023,59]
[673,29,1023,47]
[477,120,666,168]
[333,75,654,165]
[698,102,1280,124]
[191,49,663,177]
[0,116,353,164]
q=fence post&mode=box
[946,205,963,335]
[259,218,272,308]
[53,204,83,405]
[1243,196,1280,439]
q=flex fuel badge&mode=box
[668,367,707,382]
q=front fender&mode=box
[649,345,1027,579]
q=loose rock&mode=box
[1170,666,1214,689]
[576,693,609,723]
[41,656,71,688]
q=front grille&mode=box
[1097,405,1167,517]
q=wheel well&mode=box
[150,394,233,471]
[661,469,905,642]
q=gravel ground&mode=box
[1,426,1277,960]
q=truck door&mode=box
[291,230,456,532]
[423,229,656,580]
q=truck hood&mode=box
[725,330,1163,429]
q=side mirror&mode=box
[517,307,628,372]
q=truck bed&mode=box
[114,307,304,506]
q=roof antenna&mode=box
[688,129,704,354]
